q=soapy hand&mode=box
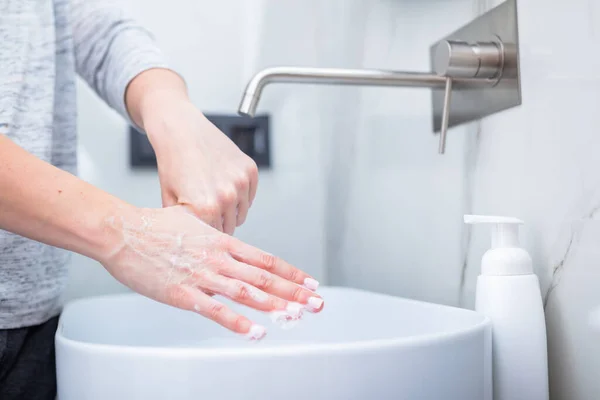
[143,99,258,235]
[100,206,323,339]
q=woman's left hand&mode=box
[146,100,258,235]
[127,69,259,235]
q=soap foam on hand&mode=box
[240,282,322,339]
[270,302,304,330]
[246,281,323,338]
[268,294,323,331]
[245,324,267,340]
[238,300,314,340]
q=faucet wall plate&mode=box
[430,0,521,133]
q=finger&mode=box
[161,189,177,208]
[223,205,237,235]
[165,284,265,339]
[221,259,324,312]
[196,269,288,313]
[203,210,223,232]
[248,163,259,206]
[227,238,319,288]
[233,174,250,227]
[215,216,224,232]
[218,187,238,234]
[236,194,250,227]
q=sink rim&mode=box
[56,287,491,358]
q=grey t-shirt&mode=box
[0,0,168,329]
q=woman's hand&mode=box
[148,102,257,235]
[126,69,258,235]
[100,206,323,339]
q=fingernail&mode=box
[303,278,319,291]
[306,297,324,312]
[245,324,267,340]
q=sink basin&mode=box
[56,286,491,400]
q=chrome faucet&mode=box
[237,67,454,152]
[237,0,520,154]
[237,68,447,118]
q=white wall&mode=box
[465,1,600,398]
[325,0,476,307]
[325,1,600,399]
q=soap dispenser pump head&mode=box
[464,215,524,249]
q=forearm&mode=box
[0,134,129,262]
[125,67,208,169]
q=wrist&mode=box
[142,97,208,159]
[125,68,189,130]
[81,199,138,265]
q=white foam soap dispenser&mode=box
[464,215,549,400]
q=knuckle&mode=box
[209,260,227,275]
[246,160,259,177]
[166,285,189,307]
[256,271,274,290]
[233,316,247,333]
[288,268,299,282]
[234,175,249,191]
[198,201,220,218]
[292,285,304,302]
[218,189,237,205]
[205,251,227,268]
[260,253,278,272]
[231,283,250,301]
[215,234,233,250]
[269,296,285,311]
[193,268,212,283]
[207,301,225,320]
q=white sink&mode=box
[56,287,491,400]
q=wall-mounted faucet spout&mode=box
[237,0,521,155]
[238,67,447,118]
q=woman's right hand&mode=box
[98,205,323,339]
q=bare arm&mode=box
[0,134,124,261]
[0,135,322,338]
[124,67,187,130]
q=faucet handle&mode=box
[438,77,452,154]
[433,40,503,80]
[433,39,504,154]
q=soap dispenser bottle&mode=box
[464,215,549,400]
